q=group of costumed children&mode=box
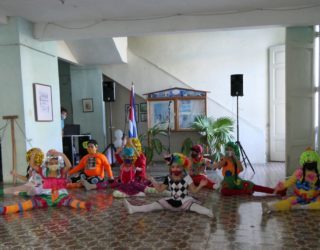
[1,136,320,217]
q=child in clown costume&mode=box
[216,141,285,196]
[0,149,91,215]
[124,153,214,217]
[112,146,148,197]
[0,148,43,196]
[262,148,320,214]
[68,139,114,189]
[81,137,150,195]
[189,144,219,190]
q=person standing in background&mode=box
[61,107,68,136]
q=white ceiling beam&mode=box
[34,6,320,41]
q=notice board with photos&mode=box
[144,87,207,131]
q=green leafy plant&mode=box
[181,137,194,156]
[191,115,234,161]
[139,124,168,166]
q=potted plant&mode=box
[191,115,234,161]
[139,124,168,166]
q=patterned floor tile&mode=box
[1,163,320,249]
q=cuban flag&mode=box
[128,84,138,138]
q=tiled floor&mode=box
[1,162,320,250]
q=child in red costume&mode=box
[68,139,114,189]
[115,137,147,181]
[112,138,151,197]
[189,144,218,190]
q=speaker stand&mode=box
[235,96,255,174]
[102,101,116,167]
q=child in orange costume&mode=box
[68,139,114,187]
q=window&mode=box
[145,88,207,131]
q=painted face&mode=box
[225,150,233,157]
[170,164,183,177]
[87,144,97,154]
[124,158,133,164]
[47,158,59,171]
[191,152,199,159]
[303,161,317,171]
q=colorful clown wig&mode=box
[130,138,142,154]
[225,141,240,159]
[26,148,44,166]
[299,147,320,166]
[122,147,135,159]
[164,153,190,169]
[299,147,320,186]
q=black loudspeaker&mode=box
[231,74,243,97]
[103,81,116,102]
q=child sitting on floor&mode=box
[189,144,219,190]
[0,148,43,196]
[0,149,91,215]
[123,153,214,218]
[216,141,286,196]
[262,147,320,214]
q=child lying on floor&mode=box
[123,153,214,218]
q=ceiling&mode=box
[1,0,319,65]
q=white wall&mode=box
[102,27,285,163]
[0,17,61,183]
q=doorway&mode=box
[269,45,285,161]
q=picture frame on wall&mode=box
[33,83,53,122]
[82,98,94,112]
[140,113,148,122]
[140,102,147,113]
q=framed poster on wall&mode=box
[148,100,175,129]
[33,83,53,122]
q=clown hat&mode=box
[190,144,203,154]
[164,153,190,169]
